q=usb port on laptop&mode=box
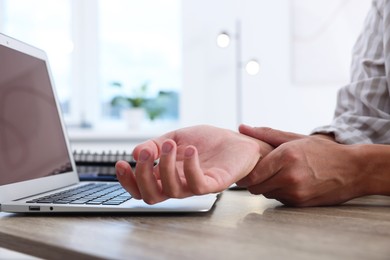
[28,206,40,211]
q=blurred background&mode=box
[0,0,371,144]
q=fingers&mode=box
[236,148,282,187]
[159,140,190,198]
[135,149,169,204]
[118,140,206,204]
[183,146,213,194]
[244,174,308,206]
[118,147,169,205]
[160,143,221,196]
[239,124,305,147]
[243,167,327,207]
[132,140,161,161]
[115,160,141,199]
[119,138,227,204]
[131,131,177,161]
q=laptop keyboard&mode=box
[26,183,131,205]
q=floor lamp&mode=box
[216,20,260,126]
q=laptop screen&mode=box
[0,44,73,185]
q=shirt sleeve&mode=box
[312,0,390,144]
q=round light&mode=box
[216,32,230,48]
[245,60,260,75]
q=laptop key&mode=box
[70,199,91,204]
[26,183,131,205]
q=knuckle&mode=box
[247,186,262,195]
[189,185,206,195]
[143,197,159,205]
[262,193,273,198]
[245,172,259,185]
[164,188,182,198]
[280,145,300,163]
[285,173,303,186]
[288,190,308,205]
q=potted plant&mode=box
[110,82,149,128]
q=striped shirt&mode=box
[312,0,390,144]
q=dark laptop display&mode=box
[0,44,72,185]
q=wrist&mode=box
[253,138,274,159]
[311,133,336,142]
[354,144,390,196]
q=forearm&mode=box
[301,134,390,198]
[356,144,390,196]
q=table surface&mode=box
[1,190,390,260]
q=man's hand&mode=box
[237,124,368,206]
[116,125,273,204]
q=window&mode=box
[99,0,181,124]
[0,0,181,130]
[0,0,73,116]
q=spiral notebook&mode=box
[74,150,136,181]
[0,33,218,214]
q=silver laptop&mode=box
[0,33,218,213]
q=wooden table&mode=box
[0,190,389,260]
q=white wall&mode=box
[181,0,370,134]
[180,0,238,130]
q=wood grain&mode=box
[1,191,389,260]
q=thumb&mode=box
[238,124,306,147]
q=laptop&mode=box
[0,33,218,213]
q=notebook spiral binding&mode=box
[73,150,136,181]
